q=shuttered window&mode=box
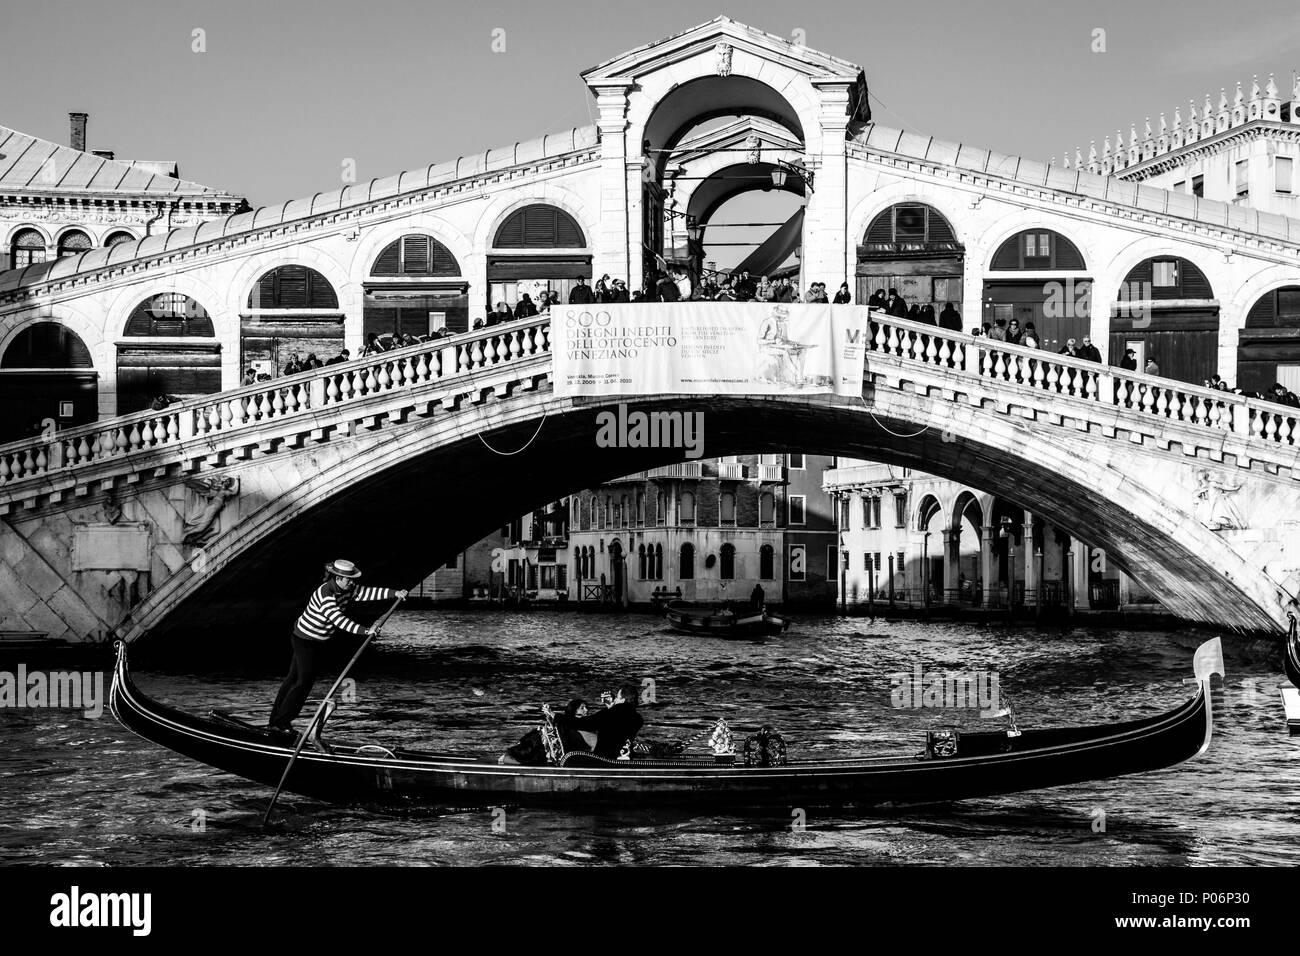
[248,266,339,309]
[124,294,216,336]
[863,204,957,244]
[990,230,1085,270]
[493,204,586,248]
[1277,157,1293,194]
[370,235,461,276]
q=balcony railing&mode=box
[715,462,746,480]
[755,464,787,482]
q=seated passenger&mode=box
[562,684,643,760]
[549,698,596,754]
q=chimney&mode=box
[69,112,87,152]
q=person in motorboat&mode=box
[750,582,765,611]
[268,559,407,738]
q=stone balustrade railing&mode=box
[865,308,1300,452]
[0,316,552,491]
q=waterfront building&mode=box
[420,453,839,608]
[823,461,1159,613]
[1073,75,1300,391]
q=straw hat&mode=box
[324,559,363,579]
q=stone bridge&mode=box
[2,309,1300,646]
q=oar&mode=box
[262,596,404,825]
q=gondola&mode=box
[109,638,1223,809]
[664,600,790,638]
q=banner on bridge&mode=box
[550,303,869,398]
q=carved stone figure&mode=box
[1193,469,1246,531]
[182,476,240,546]
[715,42,733,76]
[744,134,762,164]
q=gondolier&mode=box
[268,559,407,736]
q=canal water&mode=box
[3,611,1297,866]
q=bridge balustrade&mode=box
[866,309,1300,444]
[0,317,551,489]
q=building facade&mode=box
[421,453,839,608]
[0,113,248,435]
[823,461,1156,612]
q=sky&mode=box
[3,0,1298,246]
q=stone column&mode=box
[803,81,851,291]
[1022,513,1038,604]
[1071,536,1090,609]
[980,525,996,606]
[942,528,958,604]
[592,83,634,287]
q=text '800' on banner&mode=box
[550,303,870,398]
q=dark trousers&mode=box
[269,635,322,728]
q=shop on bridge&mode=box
[486,204,591,313]
[1108,256,1218,385]
[364,234,469,337]
[856,203,964,316]
[1236,285,1300,393]
[240,265,344,376]
[115,293,222,414]
[0,322,98,442]
[981,229,1090,350]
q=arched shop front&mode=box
[0,322,98,441]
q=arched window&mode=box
[248,265,338,309]
[370,235,460,276]
[653,544,663,580]
[638,544,647,579]
[488,203,590,315]
[760,544,775,580]
[680,542,695,580]
[9,229,46,270]
[1112,257,1218,386]
[864,203,957,245]
[989,230,1086,271]
[1239,286,1300,393]
[2,322,93,368]
[575,551,583,581]
[0,322,97,440]
[493,204,586,248]
[604,497,612,528]
[719,543,736,580]
[56,230,92,259]
[719,491,736,526]
[124,294,215,337]
[244,266,343,374]
[680,491,696,524]
[858,203,963,314]
[621,495,630,528]
[367,235,469,336]
[104,231,135,247]
[118,294,220,414]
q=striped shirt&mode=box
[294,581,397,642]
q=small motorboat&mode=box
[664,600,790,638]
[109,638,1223,810]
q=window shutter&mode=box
[866,210,894,243]
[372,240,401,275]
[402,236,430,274]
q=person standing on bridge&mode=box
[268,559,407,737]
